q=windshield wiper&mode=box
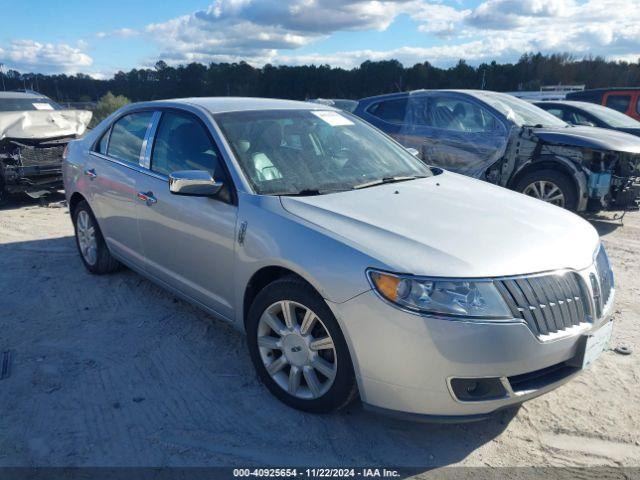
[278,189,323,196]
[353,175,427,190]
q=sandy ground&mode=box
[0,195,638,471]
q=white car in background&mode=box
[0,91,91,204]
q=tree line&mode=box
[2,53,640,104]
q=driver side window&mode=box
[151,111,225,181]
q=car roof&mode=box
[148,96,336,114]
[535,100,607,108]
[358,89,503,102]
[0,91,50,99]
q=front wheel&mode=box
[514,169,578,210]
[246,276,357,413]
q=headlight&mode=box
[368,270,512,319]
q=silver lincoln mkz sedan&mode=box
[63,97,615,421]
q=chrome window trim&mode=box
[98,110,156,168]
[89,151,168,182]
[103,125,113,155]
[90,103,244,205]
[141,111,162,169]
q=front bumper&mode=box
[331,288,613,419]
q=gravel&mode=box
[0,196,638,469]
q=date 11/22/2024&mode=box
[232,468,401,477]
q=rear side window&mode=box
[544,108,565,120]
[151,112,225,180]
[107,112,153,164]
[368,99,408,123]
[605,95,631,113]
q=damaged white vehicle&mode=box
[0,91,92,204]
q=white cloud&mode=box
[146,0,415,65]
[412,3,471,37]
[96,28,140,39]
[0,40,92,73]
[140,0,640,69]
[9,0,639,74]
[467,0,575,29]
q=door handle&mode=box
[137,191,157,206]
[84,168,97,180]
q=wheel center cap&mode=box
[282,334,310,366]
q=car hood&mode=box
[280,172,599,278]
[533,125,640,153]
[0,110,92,141]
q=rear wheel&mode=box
[514,169,577,210]
[72,200,120,274]
[247,276,357,413]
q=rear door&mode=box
[88,110,155,266]
[135,109,238,319]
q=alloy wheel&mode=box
[522,180,566,207]
[76,210,98,266]
[257,300,337,400]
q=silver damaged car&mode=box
[63,97,615,421]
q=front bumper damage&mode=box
[0,109,91,198]
[490,127,640,212]
[0,137,69,197]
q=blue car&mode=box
[354,90,640,212]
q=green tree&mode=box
[90,92,131,127]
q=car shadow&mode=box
[0,236,515,471]
[0,191,66,211]
[582,211,630,236]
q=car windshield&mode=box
[0,98,62,112]
[215,109,432,195]
[476,92,568,128]
[577,102,640,128]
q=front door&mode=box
[404,94,508,178]
[135,110,238,319]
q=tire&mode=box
[72,200,120,274]
[246,276,357,413]
[514,169,578,211]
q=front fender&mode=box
[233,193,378,325]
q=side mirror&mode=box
[576,121,595,127]
[406,147,420,157]
[169,170,223,196]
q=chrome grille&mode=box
[495,272,590,337]
[594,247,614,317]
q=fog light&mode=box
[450,377,507,401]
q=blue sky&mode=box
[0,0,638,77]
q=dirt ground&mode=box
[0,194,638,471]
